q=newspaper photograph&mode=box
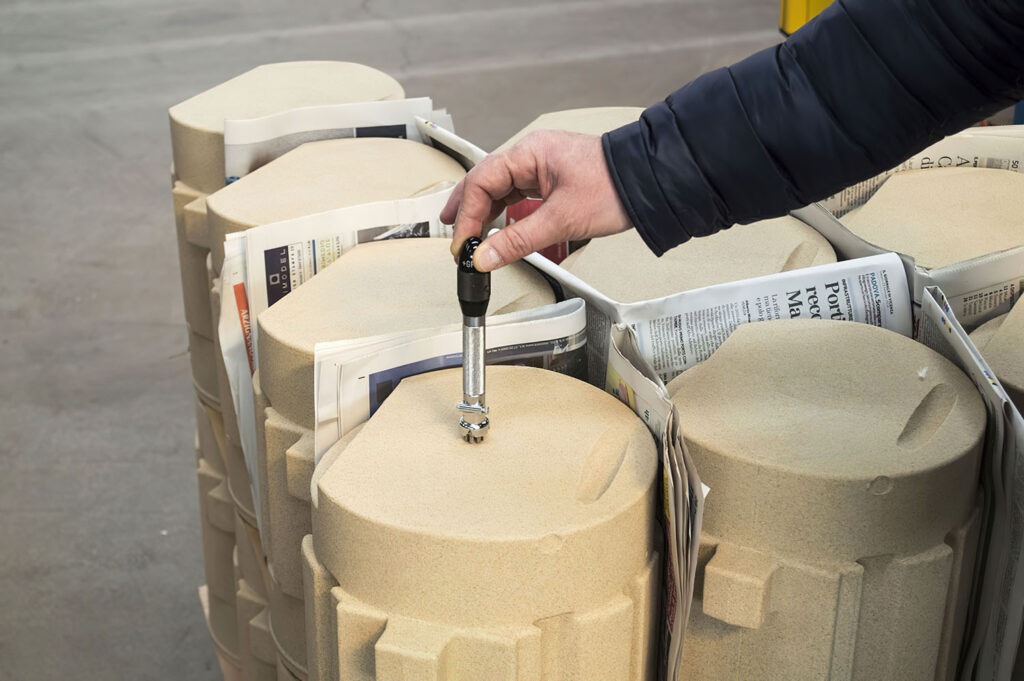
[224,98,453,182]
[917,287,1024,681]
[313,299,587,461]
[527,250,912,385]
[608,324,705,681]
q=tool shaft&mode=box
[462,319,485,400]
[457,237,491,443]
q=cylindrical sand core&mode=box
[306,366,660,681]
[840,167,1024,269]
[169,61,405,194]
[560,216,837,303]
[257,238,554,430]
[204,136,467,273]
[667,319,986,680]
[253,239,556,676]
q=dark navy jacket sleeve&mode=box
[603,0,1024,256]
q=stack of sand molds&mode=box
[206,139,469,680]
[667,320,985,680]
[253,238,555,679]
[304,365,661,680]
[169,61,407,678]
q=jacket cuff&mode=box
[602,121,680,257]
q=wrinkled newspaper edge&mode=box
[917,286,1024,681]
[608,324,705,681]
[526,250,913,387]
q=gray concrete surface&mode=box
[0,1,778,678]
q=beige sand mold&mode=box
[257,238,554,429]
[172,180,214,337]
[189,327,220,405]
[561,216,837,303]
[204,137,466,273]
[841,167,1024,269]
[308,366,660,680]
[236,578,277,681]
[197,453,237,607]
[253,239,554,675]
[667,319,986,680]
[169,61,404,194]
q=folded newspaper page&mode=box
[219,235,261,530]
[526,250,912,386]
[796,126,1024,331]
[608,324,704,681]
[224,98,454,182]
[917,286,1024,681]
[312,299,588,461]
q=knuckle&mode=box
[501,226,534,258]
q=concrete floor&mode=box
[0,1,778,678]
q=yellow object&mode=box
[779,0,832,35]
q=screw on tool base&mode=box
[458,410,490,443]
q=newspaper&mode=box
[525,250,912,386]
[797,126,1024,331]
[218,235,261,530]
[312,299,588,461]
[608,324,704,681]
[240,187,457,364]
[223,98,454,182]
[916,287,1024,681]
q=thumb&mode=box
[473,200,563,272]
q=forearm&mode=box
[605,0,1024,256]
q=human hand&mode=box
[441,130,632,272]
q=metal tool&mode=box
[457,237,490,443]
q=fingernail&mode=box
[475,244,502,271]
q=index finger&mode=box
[448,152,522,256]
